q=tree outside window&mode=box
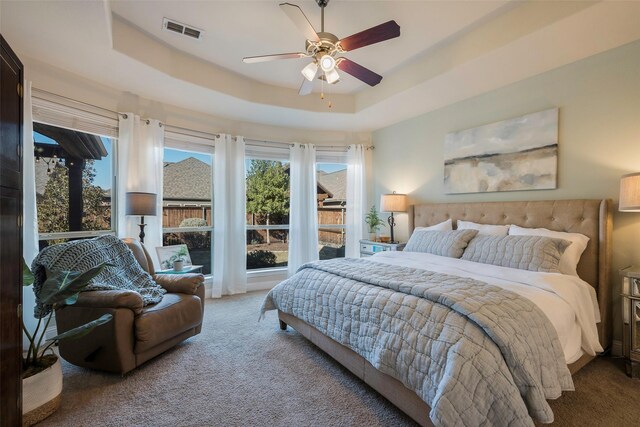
[246,159,290,269]
[37,159,110,235]
[33,123,113,248]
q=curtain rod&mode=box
[32,88,122,120]
[33,87,161,125]
[32,88,373,150]
[245,138,373,151]
[164,124,219,139]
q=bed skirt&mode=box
[278,310,594,427]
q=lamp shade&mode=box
[380,193,408,213]
[620,173,640,212]
[126,192,157,216]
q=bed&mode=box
[262,199,612,427]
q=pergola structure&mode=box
[33,122,107,232]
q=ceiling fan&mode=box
[242,0,400,96]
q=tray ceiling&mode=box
[2,1,640,131]
[109,0,509,94]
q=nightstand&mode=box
[359,239,405,257]
[620,266,640,378]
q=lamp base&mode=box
[138,215,146,244]
[387,212,396,244]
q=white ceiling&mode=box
[109,0,509,94]
[2,1,640,132]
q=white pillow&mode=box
[415,218,452,232]
[457,220,509,236]
[508,225,590,276]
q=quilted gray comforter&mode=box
[261,258,573,427]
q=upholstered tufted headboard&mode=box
[408,199,613,349]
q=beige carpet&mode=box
[40,291,639,427]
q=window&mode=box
[246,158,290,270]
[317,162,347,260]
[33,122,115,249]
[162,147,213,275]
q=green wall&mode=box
[372,39,640,345]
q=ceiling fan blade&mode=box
[336,58,383,87]
[299,78,314,96]
[338,20,400,52]
[243,52,307,64]
[280,3,320,42]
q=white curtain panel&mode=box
[116,114,164,264]
[213,134,247,297]
[22,80,39,345]
[345,144,367,258]
[116,114,133,238]
[23,81,39,264]
[288,143,319,277]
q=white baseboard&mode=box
[611,339,622,357]
[247,268,286,292]
[247,280,279,292]
[204,269,286,299]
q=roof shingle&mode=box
[317,169,346,202]
[163,157,212,201]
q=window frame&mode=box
[161,140,215,276]
[33,125,118,243]
[316,160,348,260]
[245,154,291,272]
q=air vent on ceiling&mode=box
[162,17,204,40]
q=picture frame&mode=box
[156,244,192,270]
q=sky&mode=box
[33,135,346,191]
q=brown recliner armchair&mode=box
[54,238,205,374]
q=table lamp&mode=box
[380,191,408,244]
[126,192,157,243]
[620,173,640,212]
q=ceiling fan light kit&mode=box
[324,67,340,84]
[301,62,319,81]
[319,55,336,72]
[242,0,400,96]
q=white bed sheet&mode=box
[368,251,603,363]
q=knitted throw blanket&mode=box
[31,235,166,318]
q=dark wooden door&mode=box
[0,34,24,426]
[1,37,22,191]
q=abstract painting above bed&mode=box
[444,108,558,194]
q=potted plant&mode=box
[172,246,190,271]
[22,259,113,426]
[364,205,386,241]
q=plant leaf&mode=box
[64,293,79,306]
[38,263,110,306]
[23,259,35,286]
[49,313,113,341]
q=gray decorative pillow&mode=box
[404,229,479,258]
[461,235,571,273]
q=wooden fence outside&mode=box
[317,207,345,246]
[162,206,345,245]
[163,206,211,227]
